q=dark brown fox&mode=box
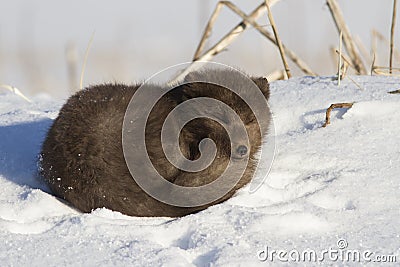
[40,69,271,217]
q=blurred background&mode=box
[0,0,398,99]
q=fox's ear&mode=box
[252,77,270,101]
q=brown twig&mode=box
[326,0,367,75]
[264,0,291,79]
[322,102,354,128]
[390,0,398,74]
[388,89,400,94]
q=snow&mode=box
[0,76,399,266]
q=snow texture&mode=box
[0,76,399,266]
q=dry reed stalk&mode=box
[333,49,365,90]
[170,0,317,84]
[266,69,285,81]
[354,36,371,67]
[330,46,338,71]
[372,29,400,61]
[390,0,398,74]
[337,31,343,86]
[65,43,79,93]
[372,65,400,76]
[0,84,32,103]
[371,31,378,68]
[170,1,273,84]
[223,1,316,75]
[80,32,95,90]
[194,1,279,62]
[322,102,354,128]
[347,76,364,90]
[335,49,355,70]
[193,2,224,60]
[341,62,349,80]
[326,0,367,74]
[371,53,377,75]
[264,0,291,78]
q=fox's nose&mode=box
[236,145,248,157]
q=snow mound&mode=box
[0,76,399,266]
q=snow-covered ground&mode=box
[0,76,399,266]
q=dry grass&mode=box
[266,69,285,81]
[80,32,95,90]
[2,1,399,97]
[180,0,399,83]
[390,0,398,73]
[337,31,343,86]
[65,43,79,93]
[170,0,317,84]
[264,0,291,78]
[0,84,32,103]
[326,0,367,75]
[372,30,400,61]
[372,66,400,76]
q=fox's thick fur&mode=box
[40,70,271,217]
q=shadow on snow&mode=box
[0,119,53,192]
